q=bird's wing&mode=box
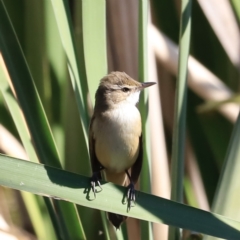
[130,134,143,184]
[89,116,103,177]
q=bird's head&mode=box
[95,72,156,107]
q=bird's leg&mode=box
[90,171,102,198]
[125,170,136,212]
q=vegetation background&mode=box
[0,0,240,239]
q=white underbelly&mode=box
[93,105,141,173]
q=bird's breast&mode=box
[92,104,141,174]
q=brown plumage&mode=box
[89,72,155,228]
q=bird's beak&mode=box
[140,82,156,89]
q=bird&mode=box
[89,71,156,228]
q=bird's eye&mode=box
[122,87,130,92]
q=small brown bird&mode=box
[89,71,156,228]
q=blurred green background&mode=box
[0,0,240,239]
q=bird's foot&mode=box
[90,172,102,198]
[127,182,136,212]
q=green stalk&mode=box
[81,0,107,103]
[50,0,90,144]
[74,1,111,239]
[44,0,66,164]
[1,154,240,239]
[204,112,240,240]
[138,0,153,239]
[169,0,192,239]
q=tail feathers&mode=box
[108,212,127,229]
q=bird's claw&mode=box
[127,182,136,212]
[90,173,102,198]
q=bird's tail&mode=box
[105,171,129,228]
[108,212,127,229]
